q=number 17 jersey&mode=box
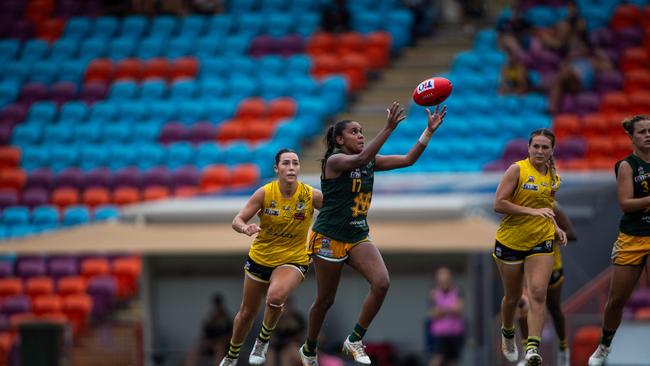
[312,157,375,243]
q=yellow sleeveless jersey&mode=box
[249,180,313,267]
[496,158,560,251]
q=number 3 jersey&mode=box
[312,157,375,243]
[249,180,314,267]
[616,154,650,236]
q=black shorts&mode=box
[493,240,554,263]
[244,256,309,283]
[432,335,464,359]
[549,268,564,287]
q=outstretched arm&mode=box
[326,102,405,177]
[375,105,446,171]
[232,187,264,236]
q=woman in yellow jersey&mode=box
[516,204,577,366]
[493,128,568,366]
[219,149,323,366]
[589,115,650,366]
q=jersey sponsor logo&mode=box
[296,201,306,211]
[350,170,361,179]
[416,79,434,94]
[263,208,280,216]
[633,173,649,183]
[521,183,538,191]
[294,212,305,220]
[544,240,553,250]
[270,200,277,208]
[495,246,502,257]
[321,237,330,249]
[351,192,372,217]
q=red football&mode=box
[412,77,452,106]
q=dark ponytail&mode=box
[321,120,353,177]
[529,128,558,188]
[622,114,650,135]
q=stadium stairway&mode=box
[300,22,481,174]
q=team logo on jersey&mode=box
[263,208,280,216]
[521,183,538,191]
[296,201,306,211]
[527,176,535,182]
[639,166,645,175]
[541,182,548,187]
[282,205,290,211]
[321,238,331,249]
[495,247,502,257]
[294,212,305,220]
[350,170,361,179]
[270,200,277,208]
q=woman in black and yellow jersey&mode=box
[493,128,568,366]
[589,115,650,366]
[298,102,446,366]
[219,149,323,366]
[516,204,576,366]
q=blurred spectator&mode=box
[265,297,306,366]
[428,267,464,366]
[192,0,224,13]
[185,293,233,366]
[321,0,350,33]
[536,1,586,58]
[161,0,187,15]
[500,49,530,95]
[403,0,436,38]
[497,5,532,58]
[132,0,156,14]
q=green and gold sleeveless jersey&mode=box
[496,158,560,250]
[616,154,650,236]
[249,180,313,267]
[312,155,375,243]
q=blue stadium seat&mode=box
[200,57,229,77]
[320,76,347,114]
[267,13,293,37]
[179,15,206,38]
[107,143,137,170]
[204,98,237,122]
[521,93,548,114]
[62,205,90,227]
[91,16,119,39]
[137,144,166,170]
[109,80,139,100]
[89,101,118,123]
[286,55,312,76]
[228,0,257,15]
[133,121,161,142]
[121,15,148,39]
[149,100,178,123]
[351,10,382,34]
[49,39,78,61]
[30,61,59,84]
[79,37,108,60]
[108,37,137,61]
[2,206,30,226]
[0,80,19,107]
[296,12,321,37]
[78,143,108,170]
[260,76,289,100]
[151,16,178,39]
[258,56,285,76]
[118,101,149,121]
[63,17,91,40]
[21,40,50,62]
[196,142,224,169]
[166,36,195,59]
[140,79,167,100]
[452,51,481,74]
[205,14,233,37]
[222,34,252,56]
[289,75,319,98]
[59,60,87,83]
[0,40,20,63]
[474,29,498,51]
[31,205,60,232]
[228,74,258,99]
[59,101,88,123]
[198,77,226,98]
[137,37,166,60]
[230,56,256,76]
[177,100,207,124]
[223,142,252,166]
[50,144,79,172]
[8,224,36,238]
[104,122,132,144]
[21,145,49,171]
[167,142,195,169]
[250,141,279,177]
[262,0,289,11]
[27,101,58,124]
[2,62,31,84]
[195,36,221,58]
[169,80,198,101]
[44,124,73,144]
[93,205,120,221]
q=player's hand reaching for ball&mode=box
[241,223,261,236]
[426,105,446,134]
[386,102,406,130]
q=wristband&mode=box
[418,129,433,145]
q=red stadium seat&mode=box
[246,120,275,143]
[337,32,366,56]
[216,122,246,143]
[586,137,614,160]
[25,277,54,301]
[589,157,617,171]
[629,92,650,115]
[306,32,336,56]
[26,0,54,24]
[268,98,296,123]
[171,57,199,80]
[571,326,601,366]
[57,276,86,297]
[82,187,111,208]
[312,55,339,79]
[581,113,609,139]
[33,294,63,316]
[84,59,114,83]
[552,114,581,139]
[37,18,64,42]
[112,257,141,300]
[142,58,171,80]
[50,187,80,209]
[365,32,392,70]
[174,186,199,197]
[600,92,630,114]
[236,98,267,121]
[613,135,632,159]
[620,47,648,73]
[62,293,92,337]
[635,306,650,320]
[142,186,170,201]
[114,59,143,81]
[230,164,260,188]
[0,147,21,170]
[200,165,230,192]
[556,158,590,171]
[0,278,23,302]
[0,168,26,192]
[624,69,650,94]
[112,187,141,206]
[610,5,642,30]
[0,332,15,365]
[605,112,631,135]
[340,53,369,91]
[80,258,110,280]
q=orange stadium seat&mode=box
[338,32,366,56]
[571,326,601,366]
[605,112,630,135]
[174,186,199,197]
[312,54,339,79]
[57,276,86,297]
[340,53,369,91]
[624,69,650,94]
[112,187,141,206]
[589,157,617,171]
[114,59,143,81]
[610,4,642,30]
[0,147,21,170]
[230,164,260,188]
[246,120,275,143]
[84,59,114,83]
[556,158,590,171]
[268,98,296,123]
[0,168,26,192]
[171,57,199,80]
[620,47,648,73]
[613,135,632,159]
[552,114,581,139]
[365,32,392,70]
[112,257,141,300]
[635,307,650,320]
[629,92,650,115]
[142,58,171,80]
[306,32,336,56]
[37,18,64,42]
[50,187,80,209]
[25,277,54,301]
[200,165,230,192]
[33,294,63,316]
[236,98,267,120]
[62,293,92,337]
[0,332,15,366]
[581,113,609,139]
[216,122,246,143]
[0,278,23,302]
[586,137,614,160]
[82,187,111,208]
[80,258,110,280]
[600,92,630,114]
[8,314,38,336]
[142,186,170,201]
[26,0,54,24]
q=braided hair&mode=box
[321,120,353,177]
[529,128,558,188]
[621,114,650,136]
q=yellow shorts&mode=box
[611,232,650,266]
[308,231,370,263]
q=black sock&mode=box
[302,339,318,356]
[601,328,616,347]
[257,321,274,343]
[226,341,242,359]
[501,326,515,339]
[348,323,367,342]
[526,336,541,352]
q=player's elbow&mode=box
[493,201,505,214]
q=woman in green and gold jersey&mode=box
[493,128,568,366]
[299,102,446,366]
[219,149,323,366]
[589,115,650,366]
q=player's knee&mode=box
[266,293,286,309]
[314,295,336,311]
[527,286,547,305]
[237,307,256,321]
[371,276,390,296]
[607,295,627,310]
